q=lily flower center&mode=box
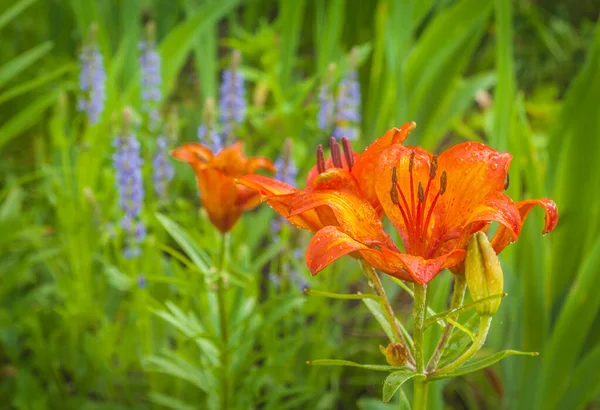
[390,151,447,257]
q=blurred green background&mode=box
[1,0,599,409]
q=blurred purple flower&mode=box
[152,136,174,199]
[113,132,145,258]
[137,274,147,289]
[333,70,361,140]
[219,68,246,139]
[271,155,298,234]
[317,84,334,132]
[198,124,222,153]
[78,45,106,124]
[139,40,161,128]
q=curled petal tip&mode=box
[391,121,417,144]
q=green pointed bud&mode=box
[382,342,408,367]
[465,232,504,317]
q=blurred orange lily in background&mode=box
[172,142,275,233]
[238,123,558,284]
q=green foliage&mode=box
[0,0,598,409]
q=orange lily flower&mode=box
[371,141,558,282]
[238,123,558,284]
[171,142,275,233]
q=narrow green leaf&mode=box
[430,349,538,380]
[0,42,54,89]
[490,0,515,151]
[307,359,399,372]
[0,0,39,31]
[0,63,73,105]
[382,369,417,403]
[556,344,600,410]
[536,236,600,410]
[155,213,210,274]
[424,293,505,328]
[0,90,58,152]
[305,289,379,300]
[148,393,196,410]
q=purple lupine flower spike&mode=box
[271,139,297,234]
[152,136,174,200]
[113,108,145,258]
[219,50,246,142]
[78,24,106,125]
[332,69,361,140]
[317,63,336,132]
[198,97,223,153]
[139,21,161,129]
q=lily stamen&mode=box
[316,144,326,174]
[341,136,354,170]
[330,137,343,168]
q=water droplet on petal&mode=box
[490,163,498,171]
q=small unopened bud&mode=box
[465,232,504,317]
[380,342,408,367]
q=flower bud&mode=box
[381,342,408,367]
[465,232,504,317]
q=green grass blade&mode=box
[0,90,58,152]
[0,41,53,89]
[0,0,39,32]
[535,236,600,410]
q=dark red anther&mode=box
[341,136,354,170]
[390,166,399,204]
[429,156,438,180]
[504,172,510,190]
[440,171,447,195]
[409,151,415,173]
[329,137,343,168]
[316,144,326,174]
[418,182,425,203]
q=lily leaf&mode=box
[155,213,211,274]
[362,298,414,351]
[424,293,506,329]
[429,349,538,380]
[307,359,399,372]
[439,313,480,366]
[383,370,417,403]
[305,289,379,301]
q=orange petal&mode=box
[491,198,559,254]
[247,157,276,174]
[392,249,466,284]
[289,185,393,248]
[440,191,521,251]
[309,168,361,193]
[306,226,368,274]
[171,143,213,164]
[237,175,322,231]
[196,168,241,233]
[306,226,411,281]
[210,142,244,174]
[237,174,296,196]
[435,142,512,230]
[352,123,416,214]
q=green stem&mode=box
[432,316,493,376]
[360,261,415,366]
[412,375,428,410]
[426,275,467,372]
[216,234,230,409]
[412,284,428,410]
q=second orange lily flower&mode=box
[172,141,275,233]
